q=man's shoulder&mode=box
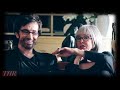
[4,49,18,70]
[4,49,16,56]
[35,52,56,58]
[4,50,18,62]
[4,49,20,63]
[34,51,57,63]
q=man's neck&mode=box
[18,45,34,59]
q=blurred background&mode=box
[4,13,116,59]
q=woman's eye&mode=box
[84,36,89,39]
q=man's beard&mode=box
[20,38,36,50]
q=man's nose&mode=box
[27,33,33,39]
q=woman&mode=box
[52,25,115,77]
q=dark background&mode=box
[0,1,119,88]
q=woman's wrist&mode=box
[73,48,85,57]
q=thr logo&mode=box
[2,71,17,76]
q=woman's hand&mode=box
[52,47,84,57]
[52,47,74,57]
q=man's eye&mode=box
[32,32,38,34]
[24,30,29,33]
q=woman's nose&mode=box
[79,38,84,42]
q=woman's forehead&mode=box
[76,31,91,36]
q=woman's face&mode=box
[76,32,93,51]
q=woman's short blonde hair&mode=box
[75,25,103,52]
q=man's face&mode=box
[16,22,39,50]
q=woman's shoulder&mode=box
[102,51,113,56]
[102,51,115,60]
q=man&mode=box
[4,14,58,76]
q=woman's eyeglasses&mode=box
[20,29,38,36]
[76,35,92,41]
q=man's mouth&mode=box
[25,40,33,44]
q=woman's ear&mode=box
[92,40,95,48]
[15,32,19,39]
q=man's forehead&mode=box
[20,22,39,31]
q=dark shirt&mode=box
[4,48,58,76]
[64,51,115,77]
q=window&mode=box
[39,15,51,33]
[53,16,65,35]
[5,15,18,33]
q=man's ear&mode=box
[15,32,19,39]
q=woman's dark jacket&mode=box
[65,51,115,77]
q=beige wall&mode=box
[34,36,112,54]
[34,36,65,53]
[96,14,116,53]
[102,37,112,52]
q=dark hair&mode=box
[14,14,42,36]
